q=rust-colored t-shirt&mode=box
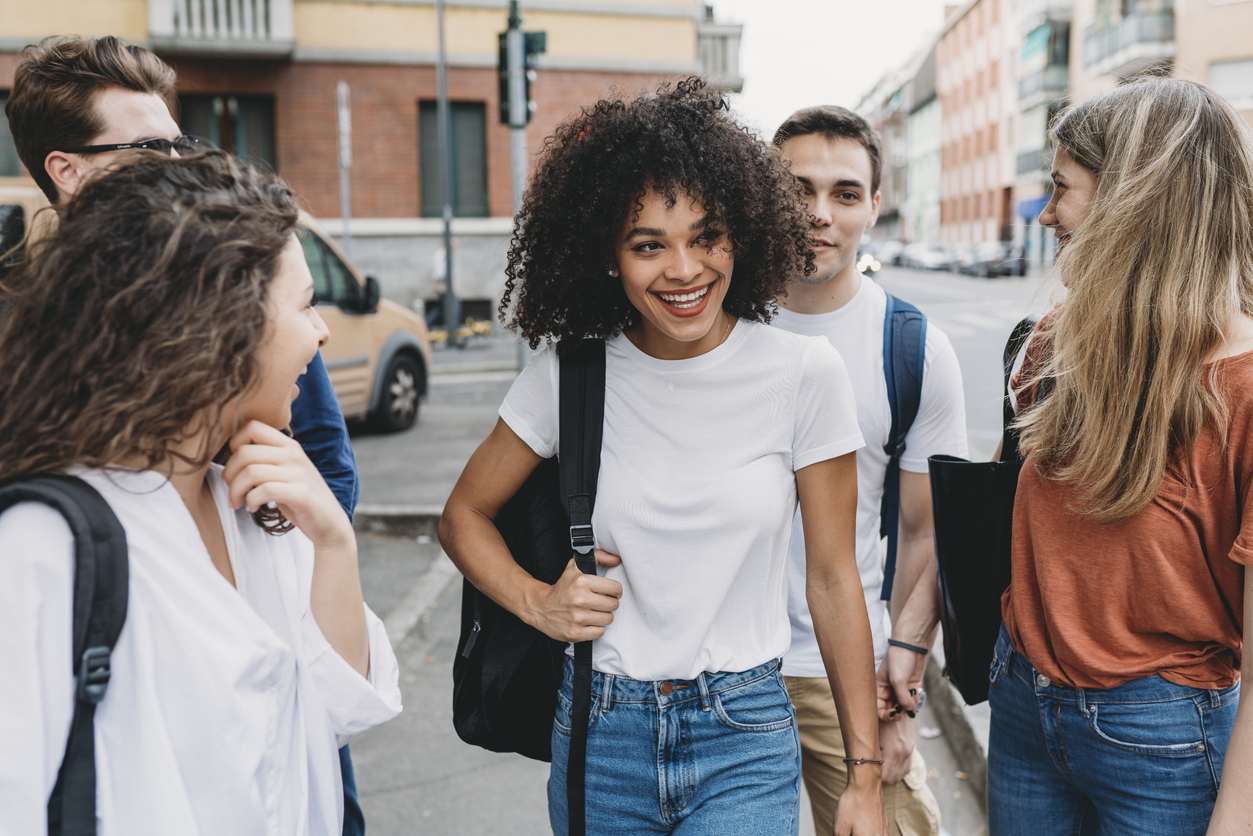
[1004,328,1253,690]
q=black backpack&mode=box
[0,474,129,836]
[452,339,604,836]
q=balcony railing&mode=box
[698,20,744,93]
[1083,11,1174,77]
[149,0,295,57]
[1017,149,1048,177]
[1019,64,1069,103]
[1018,0,1072,36]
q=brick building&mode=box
[0,0,743,308]
[937,0,1013,245]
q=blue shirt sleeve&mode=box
[290,351,360,520]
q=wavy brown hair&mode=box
[501,78,814,348]
[1017,78,1253,522]
[0,150,300,528]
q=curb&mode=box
[431,361,519,375]
[925,657,988,812]
[354,504,443,539]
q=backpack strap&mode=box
[557,339,606,836]
[879,292,927,603]
[0,474,128,836]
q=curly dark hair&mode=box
[0,149,299,531]
[501,77,814,348]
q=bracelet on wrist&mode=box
[842,757,884,766]
[887,638,929,655]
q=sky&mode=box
[713,0,953,138]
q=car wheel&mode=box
[371,353,422,433]
[978,265,990,278]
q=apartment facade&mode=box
[0,0,742,308]
[1071,0,1253,127]
[1009,0,1071,269]
[937,0,1014,245]
[905,43,942,245]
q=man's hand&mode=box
[878,715,915,785]
[877,645,928,720]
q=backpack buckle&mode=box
[78,646,112,704]
[569,524,595,555]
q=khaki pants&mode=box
[784,676,941,836]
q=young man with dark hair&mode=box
[4,35,368,836]
[773,105,967,836]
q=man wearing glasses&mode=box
[4,35,368,836]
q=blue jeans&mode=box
[548,657,801,836]
[987,623,1239,835]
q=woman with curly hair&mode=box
[440,79,884,835]
[0,150,401,834]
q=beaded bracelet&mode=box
[887,638,929,655]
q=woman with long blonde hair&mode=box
[989,78,1253,833]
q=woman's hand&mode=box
[833,776,888,835]
[876,646,927,721]
[222,421,353,549]
[524,550,623,642]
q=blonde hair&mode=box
[1018,78,1253,523]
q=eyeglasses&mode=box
[59,135,203,156]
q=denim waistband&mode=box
[993,623,1235,709]
[560,656,783,710]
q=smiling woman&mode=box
[441,78,886,835]
[0,150,401,835]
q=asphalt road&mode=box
[346,265,1042,834]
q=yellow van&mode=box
[0,182,430,433]
[297,217,432,432]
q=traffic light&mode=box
[498,21,545,127]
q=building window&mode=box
[1210,59,1253,110]
[0,93,22,177]
[179,94,276,171]
[419,100,488,218]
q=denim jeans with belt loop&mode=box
[548,656,802,835]
[987,623,1240,835]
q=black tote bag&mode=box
[927,315,1040,706]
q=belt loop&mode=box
[696,672,712,712]
[1077,688,1088,716]
[1208,688,1221,709]
[600,672,614,713]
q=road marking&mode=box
[383,551,462,645]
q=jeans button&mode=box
[1035,674,1051,688]
[660,682,673,696]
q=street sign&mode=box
[336,81,352,169]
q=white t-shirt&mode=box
[0,466,403,836]
[499,319,864,681]
[773,278,968,678]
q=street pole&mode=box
[335,81,353,259]
[436,0,461,348]
[506,1,530,369]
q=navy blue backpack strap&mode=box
[880,292,927,602]
[0,474,129,836]
[557,339,606,836]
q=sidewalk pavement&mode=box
[351,331,991,833]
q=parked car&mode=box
[0,182,430,433]
[862,238,904,266]
[958,241,1027,278]
[900,242,956,271]
[298,218,432,433]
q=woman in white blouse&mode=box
[0,150,401,835]
[441,80,884,835]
